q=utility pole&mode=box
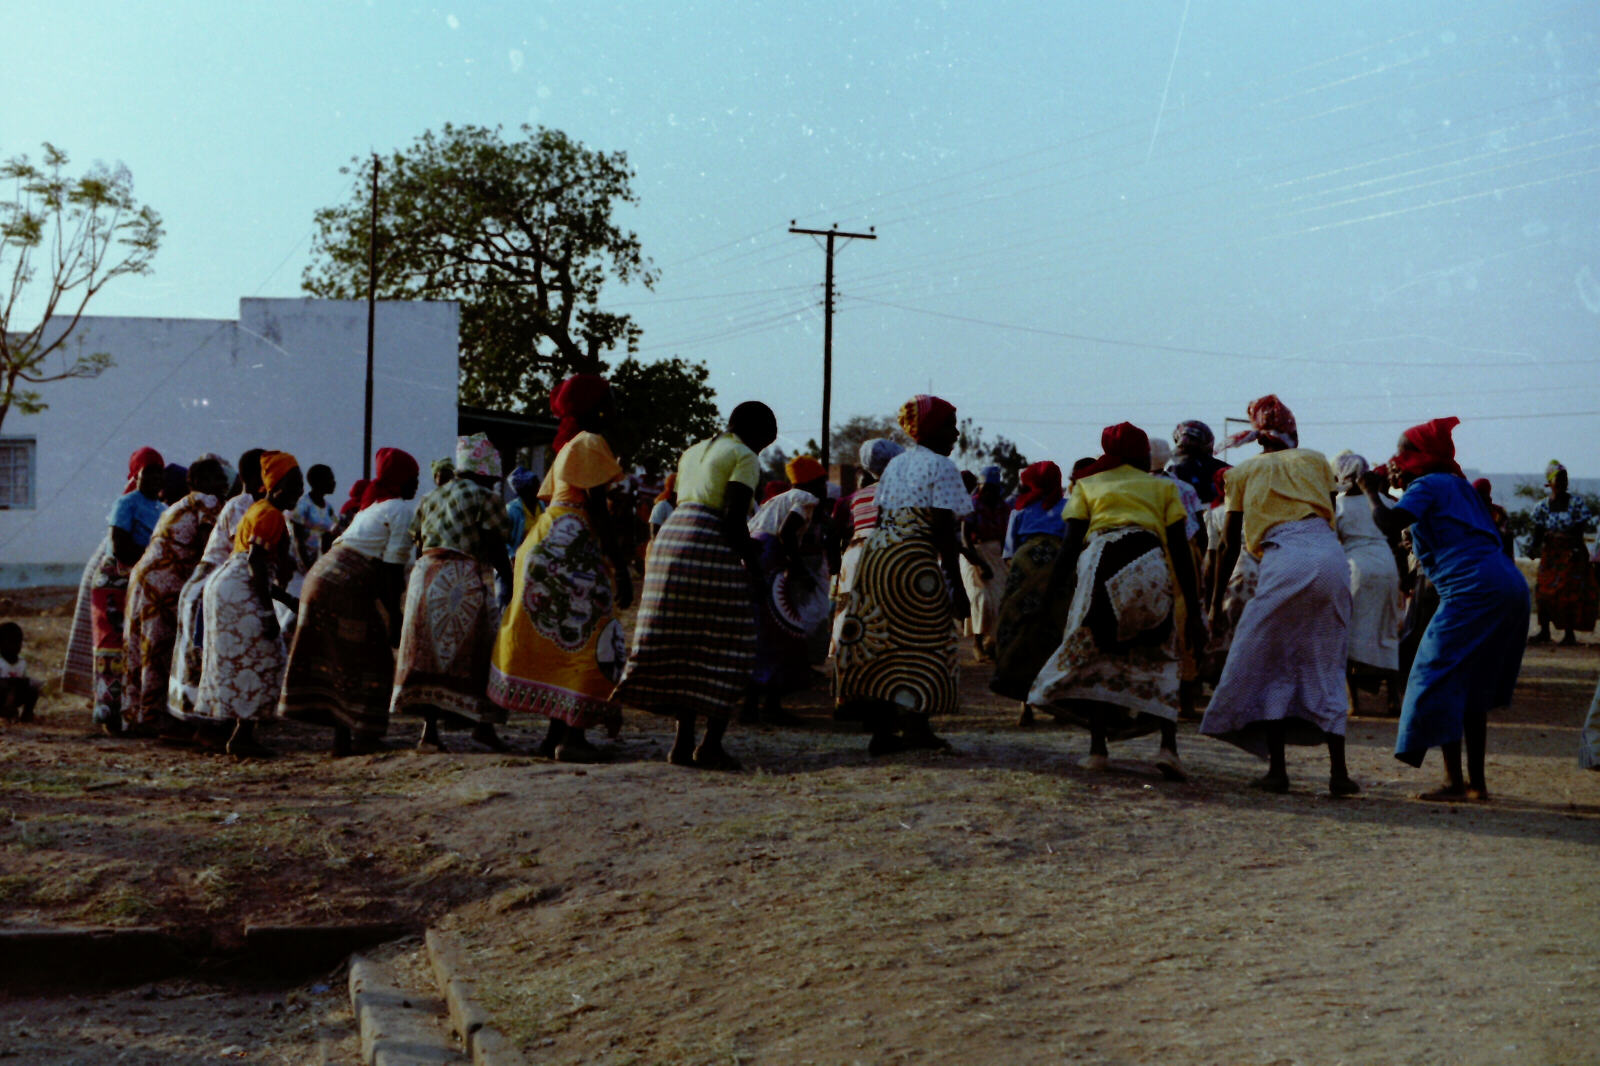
[363,154,380,480]
[788,222,876,467]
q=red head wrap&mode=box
[359,447,420,511]
[550,374,612,455]
[1223,394,1298,450]
[1471,477,1492,500]
[341,479,370,520]
[1013,460,1063,511]
[1391,417,1463,479]
[1079,423,1151,480]
[897,395,957,445]
[125,446,164,492]
[760,479,790,504]
[1210,465,1231,509]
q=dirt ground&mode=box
[1,585,1597,1064]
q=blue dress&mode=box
[1393,474,1529,764]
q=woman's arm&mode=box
[1042,518,1089,609]
[110,526,144,568]
[1167,519,1207,651]
[930,510,972,619]
[587,489,634,609]
[720,482,761,572]
[1210,512,1243,621]
[248,543,280,639]
[778,510,807,574]
[1361,471,1415,539]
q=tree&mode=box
[303,123,657,410]
[955,418,1028,494]
[0,144,163,431]
[607,356,721,476]
[829,414,907,463]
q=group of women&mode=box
[54,380,1566,799]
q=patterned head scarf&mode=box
[1147,438,1172,472]
[980,464,1003,487]
[455,433,501,479]
[1333,450,1369,491]
[1014,460,1062,511]
[858,438,904,477]
[550,373,612,455]
[1546,460,1566,486]
[897,395,958,445]
[1172,420,1215,459]
[258,451,300,492]
[1224,394,1298,450]
[360,447,420,511]
[1391,417,1463,479]
[1080,423,1151,480]
[430,458,454,482]
[125,446,164,492]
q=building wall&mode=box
[0,297,459,587]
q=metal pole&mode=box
[787,224,876,471]
[821,232,834,468]
[363,155,379,481]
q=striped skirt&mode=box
[834,507,961,717]
[1200,518,1351,758]
[390,548,501,726]
[60,536,110,700]
[278,544,396,740]
[612,501,756,720]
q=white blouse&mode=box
[336,497,417,565]
[874,445,974,516]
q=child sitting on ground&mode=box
[0,622,43,723]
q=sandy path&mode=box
[1,586,1596,1064]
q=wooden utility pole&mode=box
[363,154,380,480]
[788,222,876,467]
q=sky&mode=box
[3,0,1597,477]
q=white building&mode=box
[0,297,460,587]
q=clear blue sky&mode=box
[4,1,1597,477]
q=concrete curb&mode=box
[348,954,466,1065]
[425,929,527,1066]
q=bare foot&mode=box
[1251,772,1290,794]
[667,744,695,767]
[555,737,603,764]
[1082,753,1111,772]
[415,736,445,754]
[693,745,742,772]
[1465,786,1491,802]
[1328,775,1361,798]
[1155,749,1188,782]
[226,736,276,759]
[1018,705,1036,728]
[1417,783,1470,802]
[868,732,910,757]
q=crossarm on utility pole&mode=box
[787,224,876,469]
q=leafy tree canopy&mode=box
[607,356,722,477]
[0,143,162,430]
[303,123,657,410]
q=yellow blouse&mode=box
[1064,465,1187,545]
[1224,448,1336,558]
[675,432,760,510]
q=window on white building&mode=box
[0,437,36,509]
